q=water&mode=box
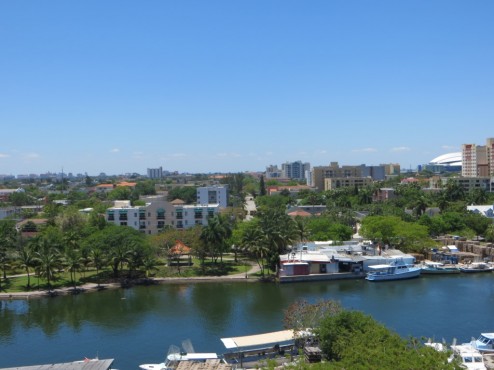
[1,274,493,370]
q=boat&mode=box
[420,261,460,274]
[221,329,305,368]
[459,262,494,273]
[467,333,494,353]
[139,341,218,370]
[365,259,421,281]
[450,344,487,370]
[425,340,487,370]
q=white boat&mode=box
[221,329,303,368]
[450,344,487,370]
[420,261,460,274]
[365,259,421,281]
[139,341,218,370]
[467,333,494,353]
[139,353,219,370]
[459,262,494,273]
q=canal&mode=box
[1,273,493,369]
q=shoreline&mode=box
[0,270,264,301]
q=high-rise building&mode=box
[147,167,163,179]
[265,165,282,179]
[281,161,310,180]
[462,138,494,177]
[196,185,228,208]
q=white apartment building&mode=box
[173,204,220,230]
[105,197,220,234]
[196,185,228,208]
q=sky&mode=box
[1,1,493,176]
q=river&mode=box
[1,273,493,370]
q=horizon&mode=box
[1,1,493,175]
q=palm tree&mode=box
[142,255,158,279]
[294,217,310,244]
[18,241,36,289]
[126,241,146,278]
[63,248,81,290]
[89,247,106,288]
[0,220,17,288]
[35,247,61,292]
[241,224,267,276]
[200,215,232,263]
[109,243,130,278]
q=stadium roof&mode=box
[429,152,462,166]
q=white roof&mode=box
[429,152,462,166]
[221,330,295,349]
[368,264,392,269]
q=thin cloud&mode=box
[390,146,410,152]
[0,153,10,158]
[132,151,146,160]
[110,148,120,153]
[441,145,458,150]
[352,147,378,153]
[215,152,241,158]
[24,153,40,159]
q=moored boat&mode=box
[139,342,218,370]
[459,262,494,273]
[420,261,460,274]
[365,259,421,281]
[450,344,487,370]
[467,333,494,353]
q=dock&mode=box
[0,359,115,370]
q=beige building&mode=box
[324,177,373,191]
[462,138,494,177]
[312,162,363,191]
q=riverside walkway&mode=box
[0,263,262,300]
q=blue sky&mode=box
[1,1,493,175]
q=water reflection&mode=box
[1,275,494,370]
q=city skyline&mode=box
[1,1,493,175]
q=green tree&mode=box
[200,214,232,263]
[317,309,456,369]
[35,242,62,292]
[259,175,266,196]
[63,247,81,290]
[283,299,342,334]
[485,224,494,242]
[241,220,268,276]
[0,220,17,288]
[89,247,107,287]
[464,212,492,239]
[107,186,132,201]
[18,240,37,289]
[167,186,197,204]
[359,216,400,245]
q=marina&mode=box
[1,274,494,370]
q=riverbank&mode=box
[0,265,264,300]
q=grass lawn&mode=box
[1,258,259,293]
